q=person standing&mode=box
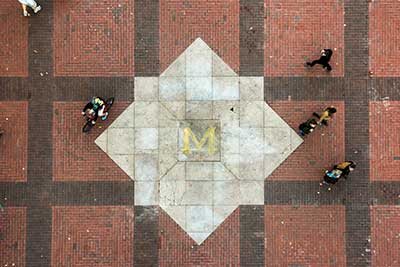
[18,0,41,17]
[306,49,333,71]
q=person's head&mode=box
[85,108,96,119]
[326,107,337,115]
[321,49,327,56]
[310,119,317,128]
[348,161,356,171]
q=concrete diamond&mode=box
[95,38,303,244]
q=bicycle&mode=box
[82,97,114,133]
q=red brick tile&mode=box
[158,208,240,266]
[371,206,400,267]
[54,0,134,77]
[0,0,28,77]
[160,0,240,73]
[268,101,345,181]
[0,102,28,182]
[369,1,400,77]
[265,205,346,266]
[0,207,26,267]
[51,206,134,267]
[265,0,344,77]
[52,102,130,181]
[370,101,400,181]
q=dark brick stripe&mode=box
[51,181,134,206]
[344,0,369,78]
[265,77,345,101]
[264,181,347,206]
[239,0,264,76]
[240,205,264,267]
[53,77,134,102]
[371,182,400,205]
[345,206,371,267]
[26,207,52,267]
[0,78,31,101]
[0,182,28,206]
[344,78,371,267]
[369,77,400,101]
[134,206,159,267]
[134,0,159,76]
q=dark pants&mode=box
[308,60,332,71]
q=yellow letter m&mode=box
[182,127,216,155]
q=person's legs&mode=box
[26,0,41,13]
[324,63,332,71]
[306,59,322,67]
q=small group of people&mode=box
[82,97,109,125]
[298,106,356,186]
[17,0,41,17]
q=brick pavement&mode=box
[0,0,398,266]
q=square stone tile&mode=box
[159,76,186,101]
[134,101,159,128]
[51,206,134,267]
[186,205,213,232]
[0,1,28,77]
[239,181,264,204]
[134,77,159,101]
[0,207,26,267]
[135,181,159,205]
[370,101,400,181]
[186,101,213,120]
[240,101,264,128]
[265,0,344,77]
[265,205,346,266]
[185,162,214,180]
[369,1,400,76]
[107,128,134,155]
[239,128,264,154]
[213,101,240,128]
[159,128,178,154]
[182,181,213,205]
[213,77,239,101]
[159,180,186,206]
[186,40,212,77]
[134,153,158,180]
[239,77,264,101]
[186,77,213,100]
[221,128,240,154]
[239,153,264,181]
[371,206,400,267]
[54,0,134,76]
[213,181,239,205]
[134,128,158,152]
[0,102,28,182]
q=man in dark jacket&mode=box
[306,49,333,71]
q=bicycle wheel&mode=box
[82,121,93,133]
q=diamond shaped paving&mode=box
[95,38,302,244]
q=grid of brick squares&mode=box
[265,205,346,266]
[369,0,400,77]
[52,102,131,181]
[53,0,135,77]
[264,0,344,77]
[158,208,240,266]
[268,101,345,180]
[369,101,400,181]
[371,206,400,267]
[0,102,28,182]
[51,206,134,267]
[0,0,28,77]
[0,207,26,267]
[159,0,240,73]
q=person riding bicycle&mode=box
[82,97,109,125]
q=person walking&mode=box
[306,49,333,72]
[18,0,41,17]
[313,106,337,126]
[322,161,356,185]
[298,118,318,137]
